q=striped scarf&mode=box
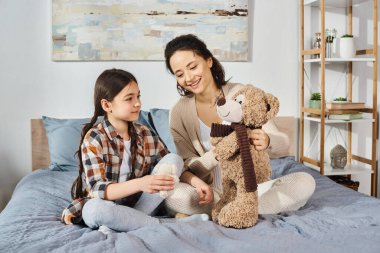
[210,123,261,192]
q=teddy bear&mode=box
[153,163,180,198]
[210,85,279,228]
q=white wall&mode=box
[0,0,299,211]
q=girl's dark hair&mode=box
[71,69,138,199]
[164,34,227,96]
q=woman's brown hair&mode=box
[164,34,228,96]
[71,69,138,199]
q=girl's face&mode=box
[169,50,214,95]
[103,81,141,123]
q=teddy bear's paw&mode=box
[154,163,176,176]
[218,215,258,229]
[211,208,220,222]
[217,209,258,229]
[154,163,179,198]
[217,201,258,229]
[211,198,228,222]
[160,190,170,198]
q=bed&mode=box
[1,109,380,253]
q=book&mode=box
[325,109,361,115]
[328,113,363,120]
[326,102,366,110]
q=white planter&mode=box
[339,37,355,58]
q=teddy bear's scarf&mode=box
[210,123,261,192]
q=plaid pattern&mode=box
[61,119,168,224]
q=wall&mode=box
[0,0,299,211]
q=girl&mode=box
[61,69,208,233]
[164,34,316,215]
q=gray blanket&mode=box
[1,157,380,253]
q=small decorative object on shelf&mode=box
[330,144,347,169]
[339,34,355,58]
[333,97,347,102]
[325,28,337,58]
[312,32,322,59]
[309,92,321,109]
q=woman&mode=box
[164,34,316,216]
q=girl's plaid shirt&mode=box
[61,119,169,224]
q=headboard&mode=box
[31,119,51,170]
[31,117,298,171]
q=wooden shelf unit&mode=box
[299,0,378,196]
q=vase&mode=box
[339,37,355,58]
[309,100,321,109]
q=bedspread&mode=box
[1,157,380,253]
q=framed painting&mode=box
[52,0,248,61]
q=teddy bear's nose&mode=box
[217,97,226,106]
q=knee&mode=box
[165,153,184,173]
[154,153,184,176]
[281,172,316,196]
[82,198,114,228]
[297,172,316,195]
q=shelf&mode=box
[306,162,372,176]
[304,57,375,63]
[304,116,374,123]
[300,0,377,196]
[304,0,371,8]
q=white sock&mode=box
[179,213,209,222]
[159,214,209,223]
[98,225,116,235]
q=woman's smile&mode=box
[187,78,201,90]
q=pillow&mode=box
[42,116,93,170]
[138,110,157,135]
[149,108,176,153]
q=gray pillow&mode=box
[42,116,93,170]
[149,109,176,153]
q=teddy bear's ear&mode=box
[265,92,280,120]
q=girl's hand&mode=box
[249,129,270,151]
[138,175,175,194]
[195,182,214,205]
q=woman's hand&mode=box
[138,175,175,194]
[249,129,270,151]
[180,171,214,204]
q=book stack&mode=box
[326,102,365,120]
[326,102,365,110]
[327,113,363,120]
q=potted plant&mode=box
[339,34,355,58]
[309,92,321,109]
[333,97,348,103]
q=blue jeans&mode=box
[82,153,184,232]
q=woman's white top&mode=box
[198,119,222,191]
[119,140,132,183]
